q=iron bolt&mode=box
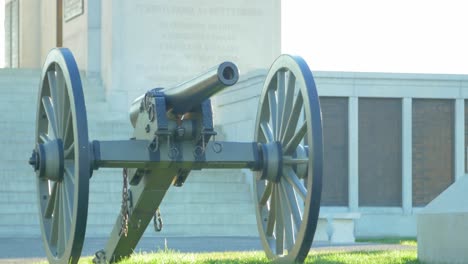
[28,149,39,171]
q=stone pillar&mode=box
[348,96,359,211]
[17,0,41,68]
[402,97,412,214]
[455,98,465,180]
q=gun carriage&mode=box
[28,48,323,263]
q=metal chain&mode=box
[120,168,129,237]
[153,208,163,232]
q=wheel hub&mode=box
[258,141,283,182]
[30,139,64,182]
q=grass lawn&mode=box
[41,238,419,263]
[69,249,418,264]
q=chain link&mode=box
[153,208,163,232]
[120,168,129,237]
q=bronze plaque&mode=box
[320,97,348,206]
[412,99,454,206]
[359,98,402,206]
[64,0,84,22]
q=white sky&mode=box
[0,1,465,73]
[282,0,468,74]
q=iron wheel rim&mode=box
[34,48,90,264]
[253,54,323,263]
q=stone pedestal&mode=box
[417,176,468,263]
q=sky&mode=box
[282,0,468,74]
[0,1,466,74]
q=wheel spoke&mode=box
[44,182,58,218]
[63,172,74,221]
[284,121,307,154]
[284,167,307,200]
[267,89,277,140]
[56,69,66,136]
[259,181,273,206]
[60,184,70,245]
[61,89,71,139]
[64,160,75,185]
[47,71,59,132]
[276,71,286,140]
[260,122,274,143]
[39,132,53,143]
[42,96,59,139]
[275,186,284,255]
[50,183,61,247]
[279,182,295,251]
[64,143,74,158]
[58,192,66,255]
[281,93,303,144]
[266,184,276,236]
[279,72,296,140]
[62,109,73,147]
[281,178,302,232]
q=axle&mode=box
[91,140,263,171]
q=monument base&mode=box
[417,176,468,263]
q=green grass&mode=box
[39,238,419,263]
[69,249,418,264]
[356,237,417,247]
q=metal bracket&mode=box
[127,189,133,215]
[92,250,107,264]
[153,208,163,232]
[173,168,190,187]
[145,88,169,133]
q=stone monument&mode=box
[418,176,468,263]
[98,0,281,116]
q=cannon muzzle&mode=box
[165,61,239,114]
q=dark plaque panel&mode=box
[320,97,348,206]
[359,98,402,206]
[64,0,84,22]
[412,99,454,206]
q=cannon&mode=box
[28,48,323,264]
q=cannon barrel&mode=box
[129,62,239,126]
[165,61,239,113]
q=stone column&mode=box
[402,97,412,214]
[348,96,359,211]
[455,98,465,180]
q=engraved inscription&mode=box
[126,2,269,84]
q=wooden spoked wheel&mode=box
[253,55,323,263]
[31,48,90,264]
